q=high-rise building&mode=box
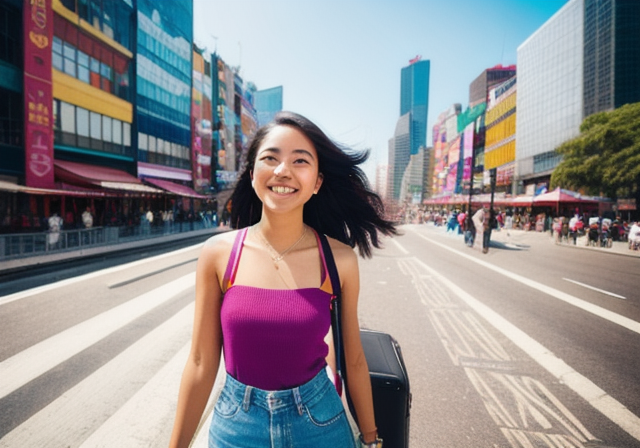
[135,0,194,192]
[467,65,516,193]
[583,0,640,117]
[388,113,410,202]
[516,0,584,194]
[389,57,429,201]
[254,86,283,127]
[515,0,640,194]
[400,58,430,158]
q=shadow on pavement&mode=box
[488,240,531,251]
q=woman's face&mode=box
[251,125,323,215]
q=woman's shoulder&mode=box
[324,234,358,271]
[200,228,243,262]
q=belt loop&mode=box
[242,386,252,412]
[293,387,304,416]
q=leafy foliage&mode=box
[550,102,640,200]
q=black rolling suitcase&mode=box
[318,233,411,448]
[361,329,411,448]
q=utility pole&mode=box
[467,144,476,214]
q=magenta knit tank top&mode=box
[220,227,334,391]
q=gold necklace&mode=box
[257,225,307,269]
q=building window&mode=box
[60,102,76,134]
[123,122,131,146]
[63,42,77,77]
[76,108,89,137]
[0,2,22,67]
[53,100,132,156]
[52,37,64,71]
[138,132,148,150]
[112,119,122,145]
[0,89,22,147]
[53,16,132,102]
[102,116,112,142]
[77,50,90,83]
[89,111,101,140]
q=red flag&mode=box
[409,55,422,64]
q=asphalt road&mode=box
[1,224,639,447]
[362,224,640,448]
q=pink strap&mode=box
[222,228,249,292]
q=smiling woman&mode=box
[169,111,396,448]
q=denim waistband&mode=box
[221,369,332,415]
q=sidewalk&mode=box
[488,227,640,258]
[0,226,229,273]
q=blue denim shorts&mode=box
[209,369,357,448]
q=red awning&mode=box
[144,178,207,199]
[54,160,161,194]
[0,180,107,197]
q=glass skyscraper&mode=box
[516,0,584,188]
[390,59,429,201]
[254,86,283,127]
[583,0,640,117]
[400,59,430,157]
[135,0,193,172]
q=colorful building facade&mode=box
[484,76,516,193]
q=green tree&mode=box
[551,102,640,202]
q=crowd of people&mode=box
[397,205,640,252]
[0,205,221,236]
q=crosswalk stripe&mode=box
[80,343,227,448]
[0,301,194,448]
[0,272,195,401]
[0,243,202,305]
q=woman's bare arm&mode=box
[334,241,378,442]
[168,237,226,448]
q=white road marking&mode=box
[411,230,640,336]
[0,272,195,400]
[79,343,225,448]
[0,243,203,305]
[399,233,640,441]
[389,237,409,254]
[0,302,194,448]
[563,278,626,300]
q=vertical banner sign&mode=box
[24,0,54,188]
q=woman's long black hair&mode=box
[229,111,397,258]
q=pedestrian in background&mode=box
[47,212,63,249]
[169,111,395,448]
[482,209,495,253]
[472,206,486,250]
[82,207,93,229]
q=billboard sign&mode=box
[24,0,54,188]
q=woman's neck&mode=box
[257,210,306,249]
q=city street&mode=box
[1,224,640,447]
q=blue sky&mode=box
[193,0,569,180]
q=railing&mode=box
[0,220,216,262]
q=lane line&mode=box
[411,230,640,336]
[389,237,409,254]
[399,235,640,441]
[0,243,203,306]
[563,278,626,300]
[0,272,195,400]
